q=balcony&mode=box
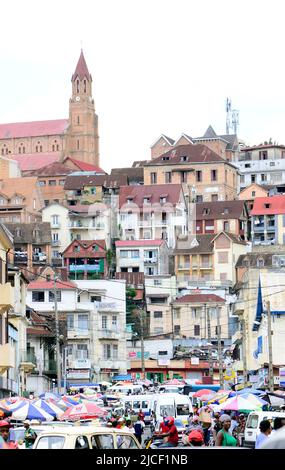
[0,343,15,373]
[69,264,103,273]
[144,257,158,264]
[14,253,28,264]
[32,253,47,264]
[51,222,61,229]
[253,225,265,232]
[52,257,62,267]
[94,302,118,311]
[69,222,89,229]
[42,359,57,375]
[67,329,90,339]
[19,351,37,373]
[67,358,91,369]
[200,264,213,270]
[0,283,14,313]
[52,240,61,247]
[98,358,128,370]
[138,219,152,227]
[266,224,276,232]
[97,329,120,340]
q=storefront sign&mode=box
[66,369,90,380]
[158,359,170,366]
[279,367,285,387]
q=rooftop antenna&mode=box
[226,97,232,134]
[231,109,239,134]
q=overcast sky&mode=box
[1,0,285,172]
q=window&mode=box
[154,327,163,334]
[153,311,162,318]
[252,191,256,197]
[76,80,79,93]
[194,325,200,336]
[143,197,150,204]
[192,308,199,319]
[38,180,46,186]
[257,258,265,268]
[44,200,49,207]
[77,140,80,150]
[91,295,101,302]
[76,344,88,359]
[77,116,80,124]
[67,314,74,329]
[203,208,210,216]
[32,291,45,302]
[160,196,167,203]
[91,434,114,450]
[113,344,118,359]
[196,195,203,203]
[196,171,202,182]
[251,174,256,183]
[112,316,117,328]
[211,169,217,181]
[240,175,245,184]
[78,314,89,331]
[48,180,56,186]
[154,279,162,286]
[75,436,89,449]
[103,343,111,359]
[36,436,65,449]
[48,290,61,302]
[261,174,267,182]
[52,215,59,225]
[102,315,107,329]
[218,251,228,263]
[211,194,218,202]
[165,172,172,183]
[245,163,251,168]
[59,180,65,186]
[259,150,268,160]
[181,155,188,162]
[223,221,229,231]
[264,203,271,209]
[174,325,180,335]
[180,171,187,183]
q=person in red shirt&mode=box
[0,420,18,449]
[156,416,179,447]
[158,416,169,433]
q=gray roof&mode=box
[5,222,52,245]
[236,252,285,268]
[174,234,214,254]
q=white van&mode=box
[244,410,285,448]
[121,394,157,424]
[153,393,192,425]
[158,384,184,394]
[107,384,144,395]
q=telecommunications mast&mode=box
[225,97,240,135]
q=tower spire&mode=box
[72,50,92,82]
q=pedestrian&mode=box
[187,429,204,447]
[23,419,37,449]
[272,417,285,433]
[133,416,145,444]
[126,419,135,434]
[233,413,246,446]
[138,409,145,422]
[255,420,272,449]
[212,413,222,443]
[0,420,18,449]
[215,414,237,447]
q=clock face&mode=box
[75,96,80,102]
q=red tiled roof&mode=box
[62,239,107,257]
[64,157,106,173]
[72,50,92,81]
[116,240,164,247]
[28,280,76,290]
[12,153,61,171]
[146,144,230,165]
[0,119,68,139]
[175,294,225,303]
[196,200,246,220]
[31,161,74,177]
[250,195,285,215]
[119,184,183,208]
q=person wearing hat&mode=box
[187,429,204,447]
[215,414,237,447]
[0,420,18,449]
[23,420,37,449]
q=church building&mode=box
[0,50,100,171]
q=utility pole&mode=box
[138,309,146,380]
[241,318,248,387]
[54,276,62,395]
[207,306,214,381]
[216,305,224,389]
[170,302,174,339]
[266,301,274,392]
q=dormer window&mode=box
[264,203,271,209]
[162,156,170,161]
[257,257,265,268]
[84,80,86,93]
[127,197,133,204]
[77,80,79,93]
[74,245,80,252]
[143,197,150,204]
[160,197,167,203]
[15,228,22,237]
[33,229,40,238]
[180,156,187,162]
[223,208,229,214]
[203,208,210,215]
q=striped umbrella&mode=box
[39,392,61,400]
[33,399,64,419]
[60,401,107,421]
[219,395,260,411]
[11,402,54,421]
[241,393,267,407]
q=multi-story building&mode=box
[145,275,177,337]
[30,162,74,207]
[68,204,111,248]
[41,203,71,264]
[235,144,285,190]
[151,126,239,162]
[238,183,269,213]
[0,50,100,167]
[250,195,285,246]
[174,232,248,291]
[171,294,228,340]
[0,155,21,179]
[0,224,16,397]
[232,252,285,376]
[119,184,187,249]
[144,144,238,202]
[5,223,52,280]
[195,200,249,240]
[0,177,43,224]
[62,239,108,280]
[115,240,169,276]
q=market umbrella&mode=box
[236,388,264,395]
[60,401,107,421]
[33,399,64,418]
[39,392,61,400]
[62,396,80,405]
[193,389,214,398]
[219,395,260,411]
[11,402,54,421]
[241,393,268,407]
[163,379,186,385]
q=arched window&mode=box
[56,144,59,151]
[23,147,25,154]
[6,148,8,155]
[36,146,38,152]
[77,80,79,93]
[77,140,80,150]
[84,80,86,93]
[40,145,42,152]
[52,145,55,152]
[1,149,4,155]
[18,147,21,154]
[77,116,80,124]
[257,258,265,268]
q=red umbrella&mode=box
[60,401,107,421]
[193,389,213,398]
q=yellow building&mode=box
[144,144,238,203]
[0,223,16,395]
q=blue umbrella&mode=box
[236,388,264,395]
[39,392,61,400]
[33,399,63,418]
[11,402,54,421]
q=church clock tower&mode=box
[65,50,99,166]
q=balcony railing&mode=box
[32,253,47,263]
[51,222,61,229]
[97,329,120,339]
[69,222,89,229]
[69,264,102,272]
[200,263,213,269]
[42,359,57,375]
[178,263,190,270]
[67,329,90,338]
[144,257,158,264]
[52,240,61,247]
[95,302,118,311]
[20,351,37,365]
